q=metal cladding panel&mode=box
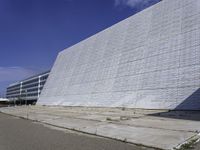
[38,0,200,110]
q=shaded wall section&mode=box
[38,0,200,110]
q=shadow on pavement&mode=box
[148,110,200,121]
[148,88,200,121]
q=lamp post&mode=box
[23,89,28,119]
[24,89,27,106]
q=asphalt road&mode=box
[0,113,153,150]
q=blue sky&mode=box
[0,0,160,96]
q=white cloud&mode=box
[0,66,40,96]
[114,0,153,8]
[0,66,38,82]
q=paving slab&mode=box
[120,117,200,133]
[0,106,200,150]
[93,123,195,150]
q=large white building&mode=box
[38,0,200,110]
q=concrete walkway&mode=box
[0,106,200,150]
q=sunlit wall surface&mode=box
[38,0,200,110]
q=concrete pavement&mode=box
[0,106,200,150]
[0,113,150,150]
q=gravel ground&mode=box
[0,113,154,150]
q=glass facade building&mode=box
[6,71,50,104]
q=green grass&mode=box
[174,139,198,150]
